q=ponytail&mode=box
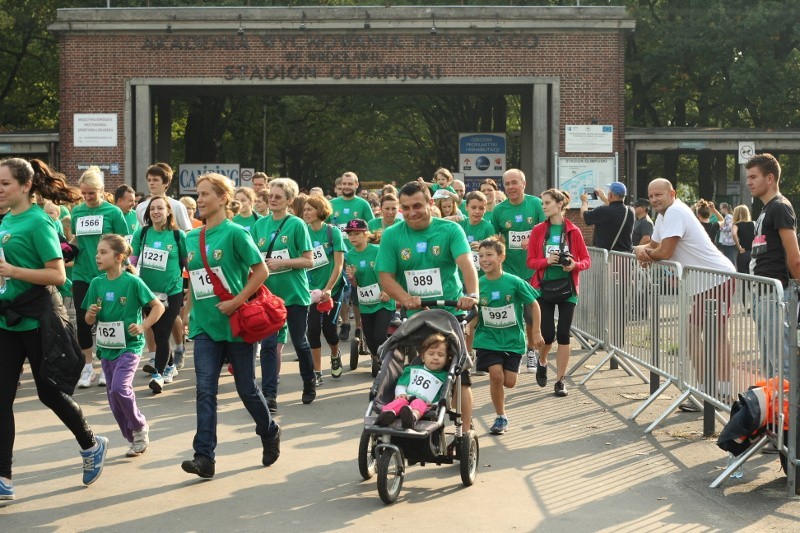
[29,159,81,204]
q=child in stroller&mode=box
[359,305,479,504]
[375,332,451,429]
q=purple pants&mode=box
[382,397,429,415]
[101,352,147,442]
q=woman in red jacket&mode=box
[526,189,591,397]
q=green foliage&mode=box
[0,0,60,130]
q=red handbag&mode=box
[199,227,287,343]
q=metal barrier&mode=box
[788,281,800,496]
[570,249,795,490]
[568,248,609,370]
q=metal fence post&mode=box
[788,280,799,496]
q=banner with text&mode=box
[179,164,241,195]
[459,133,506,190]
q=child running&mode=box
[376,332,452,429]
[474,238,543,435]
[83,234,164,457]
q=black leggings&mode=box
[307,292,342,350]
[538,299,576,346]
[72,280,93,350]
[360,308,394,358]
[0,328,95,479]
[146,292,183,373]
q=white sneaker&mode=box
[98,371,106,387]
[149,373,164,394]
[77,365,95,388]
[163,365,177,384]
[129,425,149,456]
[526,350,537,374]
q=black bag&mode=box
[540,277,574,304]
[538,223,574,304]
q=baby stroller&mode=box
[358,301,479,504]
[349,310,403,377]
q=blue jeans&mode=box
[192,334,277,461]
[260,304,314,400]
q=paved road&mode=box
[2,340,799,531]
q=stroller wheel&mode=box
[358,430,378,480]
[350,338,360,371]
[459,430,479,487]
[371,355,381,378]
[377,448,404,504]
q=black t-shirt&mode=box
[632,216,653,246]
[735,221,755,252]
[583,201,634,252]
[752,194,796,286]
[700,221,719,243]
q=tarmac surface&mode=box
[3,338,799,532]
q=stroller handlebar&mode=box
[417,300,479,323]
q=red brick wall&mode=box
[58,30,626,190]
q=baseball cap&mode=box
[607,182,627,197]
[343,218,368,232]
[634,198,650,208]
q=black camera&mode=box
[558,252,572,266]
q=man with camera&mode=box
[579,181,634,252]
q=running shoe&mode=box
[301,380,316,404]
[0,478,14,500]
[98,371,106,387]
[262,426,281,467]
[163,365,177,384]
[526,349,537,374]
[489,417,508,435]
[314,371,324,387]
[266,396,278,414]
[131,425,149,455]
[149,373,164,394]
[81,435,108,485]
[554,380,568,397]
[338,323,351,342]
[678,400,700,413]
[181,455,215,479]
[173,345,186,370]
[536,360,548,387]
[142,355,156,374]
[330,352,343,378]
[77,365,95,389]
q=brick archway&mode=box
[50,6,634,191]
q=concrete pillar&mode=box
[520,87,533,192]
[156,95,172,164]
[134,85,152,186]
[532,83,549,194]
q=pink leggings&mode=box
[382,397,429,415]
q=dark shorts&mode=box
[475,349,521,373]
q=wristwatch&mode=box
[465,292,478,299]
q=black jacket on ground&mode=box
[0,284,83,396]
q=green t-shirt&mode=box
[458,218,497,276]
[474,272,538,354]
[131,226,187,296]
[59,204,71,222]
[457,199,468,216]
[367,217,398,232]
[71,201,129,283]
[0,205,63,331]
[185,220,265,342]
[376,218,471,317]
[491,195,546,280]
[306,223,346,294]
[540,223,578,304]
[123,210,139,237]
[345,243,395,314]
[82,271,156,360]
[431,184,457,195]
[232,213,259,237]
[328,196,375,251]
[252,214,312,306]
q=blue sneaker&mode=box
[0,478,14,500]
[489,417,508,435]
[80,435,108,485]
[173,345,186,370]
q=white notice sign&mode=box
[74,114,118,147]
[565,125,614,153]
